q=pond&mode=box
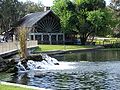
[1,50,120,90]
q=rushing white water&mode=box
[27,54,60,70]
[16,62,27,71]
[17,54,76,72]
[17,54,60,72]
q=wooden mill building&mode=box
[10,10,65,44]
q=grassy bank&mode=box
[0,84,34,90]
[36,45,96,51]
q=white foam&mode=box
[17,55,77,72]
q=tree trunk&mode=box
[89,35,95,44]
[80,37,87,45]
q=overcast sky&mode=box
[19,0,111,6]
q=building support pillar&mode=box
[63,34,65,44]
[56,34,58,44]
[29,34,31,40]
[49,34,52,44]
[41,34,43,43]
[33,34,35,40]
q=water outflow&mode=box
[17,54,59,72]
[16,62,27,71]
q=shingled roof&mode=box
[16,10,59,27]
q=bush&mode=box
[104,43,120,48]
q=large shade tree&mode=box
[0,0,43,33]
[52,0,113,45]
[52,0,73,33]
[0,0,22,33]
[22,1,44,14]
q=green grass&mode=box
[36,44,96,51]
[93,38,120,45]
[0,84,34,90]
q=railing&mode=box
[0,40,38,55]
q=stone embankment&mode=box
[0,54,43,72]
[0,57,17,72]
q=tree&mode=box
[109,0,120,37]
[0,0,43,33]
[111,0,120,9]
[87,9,113,36]
[0,0,22,33]
[22,1,43,14]
[52,0,73,33]
[52,0,113,45]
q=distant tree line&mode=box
[108,0,120,37]
[0,0,44,33]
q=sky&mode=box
[19,0,111,6]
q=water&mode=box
[1,50,120,90]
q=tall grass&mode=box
[18,27,28,59]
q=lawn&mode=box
[36,45,96,51]
[0,84,34,90]
[94,38,120,45]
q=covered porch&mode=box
[29,33,65,44]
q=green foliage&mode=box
[22,1,43,14]
[0,0,22,32]
[104,43,120,48]
[52,0,73,33]
[71,0,108,38]
[0,0,43,33]
[108,1,120,37]
[52,0,113,45]
[74,0,106,11]
[110,0,120,10]
[87,9,113,36]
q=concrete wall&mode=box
[0,40,38,57]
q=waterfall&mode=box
[16,54,59,72]
[41,54,59,65]
[16,62,27,71]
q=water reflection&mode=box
[7,61,120,90]
[11,73,29,84]
[9,71,108,89]
[54,50,120,61]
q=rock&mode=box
[0,58,18,73]
[6,66,17,73]
[0,57,4,61]
[54,63,59,65]
[9,59,17,65]
[26,54,43,61]
[21,59,28,69]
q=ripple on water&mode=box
[2,60,120,90]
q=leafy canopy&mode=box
[52,0,113,45]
